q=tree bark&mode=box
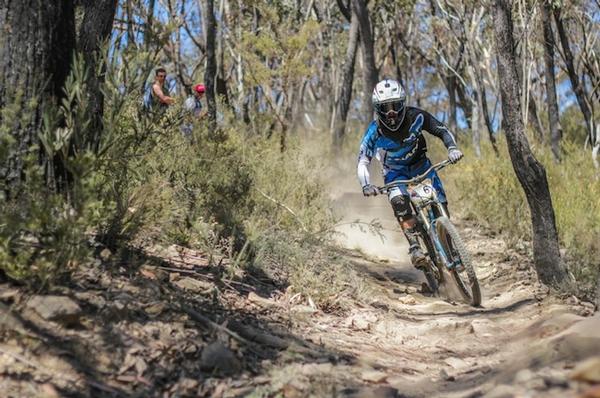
[444,76,458,132]
[0,0,75,194]
[145,0,156,50]
[527,92,545,143]
[456,82,473,130]
[554,7,593,143]
[352,0,378,122]
[541,1,562,162]
[332,6,360,149]
[77,0,118,153]
[204,0,218,132]
[479,81,500,155]
[492,0,569,290]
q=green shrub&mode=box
[0,58,112,287]
[0,48,357,307]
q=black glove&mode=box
[448,148,464,164]
[362,184,378,197]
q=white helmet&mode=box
[372,79,407,131]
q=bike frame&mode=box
[418,203,459,271]
[377,160,460,271]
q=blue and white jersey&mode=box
[357,107,457,187]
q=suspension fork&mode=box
[430,217,465,271]
[415,206,439,263]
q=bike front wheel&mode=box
[435,217,481,306]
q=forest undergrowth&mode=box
[0,59,364,310]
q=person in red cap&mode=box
[184,84,206,119]
[182,84,206,138]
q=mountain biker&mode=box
[357,79,463,269]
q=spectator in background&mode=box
[184,84,206,119]
[143,68,175,112]
[152,68,175,107]
[182,84,206,139]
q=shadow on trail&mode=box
[2,247,355,397]
[411,297,536,318]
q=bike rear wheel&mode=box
[435,217,481,306]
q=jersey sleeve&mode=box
[420,110,458,150]
[357,122,378,187]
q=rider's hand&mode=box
[362,184,378,197]
[448,148,464,164]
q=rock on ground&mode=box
[26,295,81,325]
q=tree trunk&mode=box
[541,1,562,162]
[479,83,500,155]
[77,0,118,153]
[471,92,481,158]
[554,8,594,143]
[444,76,458,132]
[0,0,75,194]
[492,0,570,289]
[456,82,473,130]
[215,0,231,110]
[332,7,360,150]
[145,0,156,50]
[389,40,405,88]
[204,0,218,132]
[527,92,545,143]
[352,0,378,122]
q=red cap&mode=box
[194,84,206,94]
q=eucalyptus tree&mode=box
[492,0,570,289]
[0,0,76,193]
[353,0,379,121]
[332,0,360,149]
[553,5,594,147]
[540,0,563,162]
[205,0,218,130]
[78,0,119,152]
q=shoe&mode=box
[409,247,428,269]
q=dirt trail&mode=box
[0,174,599,398]
[308,182,600,397]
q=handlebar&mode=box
[375,160,452,195]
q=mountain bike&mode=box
[374,160,482,306]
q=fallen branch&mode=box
[179,303,259,354]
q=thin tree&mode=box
[352,0,378,121]
[553,7,594,144]
[540,0,562,162]
[332,1,360,149]
[204,0,218,132]
[492,0,570,289]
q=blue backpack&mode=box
[142,83,154,111]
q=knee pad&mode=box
[390,195,412,220]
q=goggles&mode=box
[376,100,405,117]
